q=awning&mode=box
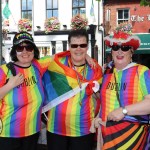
[135,34,150,54]
[105,33,150,54]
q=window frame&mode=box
[21,0,32,20]
[117,8,130,25]
[72,0,86,17]
[46,0,58,18]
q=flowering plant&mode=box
[3,19,9,26]
[2,29,8,34]
[18,18,32,32]
[115,22,132,34]
[2,20,9,38]
[70,14,88,30]
[44,17,60,33]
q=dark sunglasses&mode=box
[16,45,34,52]
[111,45,131,52]
[70,44,88,48]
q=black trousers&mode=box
[47,131,95,150]
[0,132,39,150]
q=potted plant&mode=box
[3,19,9,27]
[2,19,9,39]
[18,18,32,32]
[70,14,88,30]
[44,17,60,33]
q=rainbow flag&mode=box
[42,51,102,113]
[42,51,102,136]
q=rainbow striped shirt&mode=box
[100,63,150,122]
[0,56,51,137]
[43,51,102,137]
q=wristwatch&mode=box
[122,107,128,115]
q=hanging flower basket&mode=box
[18,18,32,32]
[70,14,88,30]
[44,17,60,33]
[3,19,9,27]
[2,19,9,39]
[2,20,9,32]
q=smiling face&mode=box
[112,46,133,70]
[15,42,34,67]
[69,36,88,66]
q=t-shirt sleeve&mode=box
[138,65,150,96]
[142,69,150,95]
[32,56,53,76]
[0,66,7,88]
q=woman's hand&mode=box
[94,118,102,128]
[7,73,24,88]
[94,118,106,128]
[85,54,96,68]
[107,107,125,122]
[0,73,25,100]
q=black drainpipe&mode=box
[98,0,105,66]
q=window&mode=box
[117,9,129,24]
[106,9,110,22]
[46,0,58,18]
[72,0,86,18]
[21,0,32,20]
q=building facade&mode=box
[103,0,150,67]
[103,0,150,33]
[2,0,104,66]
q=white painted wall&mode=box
[34,0,46,31]
[2,0,104,66]
[59,0,72,30]
[6,0,103,33]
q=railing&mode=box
[34,24,97,59]
[3,25,98,63]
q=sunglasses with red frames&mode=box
[16,45,34,52]
[111,45,132,52]
[70,44,88,48]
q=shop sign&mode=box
[131,15,150,22]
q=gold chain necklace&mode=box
[69,59,86,106]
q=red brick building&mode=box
[103,0,150,68]
[103,0,150,34]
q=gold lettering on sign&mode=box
[130,15,150,22]
[147,15,150,21]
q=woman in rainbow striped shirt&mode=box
[42,29,103,150]
[0,32,52,150]
[94,28,150,149]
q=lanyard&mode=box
[69,59,86,105]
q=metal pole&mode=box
[98,0,105,66]
[32,0,34,37]
[0,0,2,65]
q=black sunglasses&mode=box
[16,45,34,52]
[70,44,88,48]
[111,45,131,52]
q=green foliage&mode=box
[140,0,150,6]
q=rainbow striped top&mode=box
[43,51,102,137]
[0,56,51,137]
[100,63,150,122]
